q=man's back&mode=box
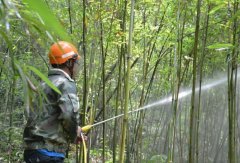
[23,68,79,154]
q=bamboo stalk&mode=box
[68,0,73,34]
[113,45,123,163]
[119,0,134,162]
[195,3,210,162]
[189,0,201,162]
[228,1,238,162]
[99,1,106,161]
[79,0,88,162]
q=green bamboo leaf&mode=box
[0,29,12,47]
[207,43,233,50]
[0,56,11,82]
[209,4,225,15]
[26,66,62,95]
[14,61,30,114]
[228,10,240,23]
[22,0,70,41]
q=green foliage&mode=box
[0,0,239,162]
[209,4,226,15]
[22,0,70,42]
[207,43,233,50]
[0,108,24,162]
[148,155,167,163]
[26,65,61,95]
[90,148,113,162]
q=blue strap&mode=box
[37,149,65,158]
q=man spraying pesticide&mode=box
[23,41,86,163]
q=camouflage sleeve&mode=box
[57,81,80,143]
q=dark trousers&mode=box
[24,150,64,163]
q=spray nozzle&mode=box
[81,125,93,133]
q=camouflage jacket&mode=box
[23,69,80,154]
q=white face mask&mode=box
[72,59,82,80]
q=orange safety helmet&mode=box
[48,41,80,65]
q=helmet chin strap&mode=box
[69,67,74,79]
[66,60,75,79]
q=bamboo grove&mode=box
[0,0,240,162]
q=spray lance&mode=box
[81,113,124,132]
[81,101,166,133]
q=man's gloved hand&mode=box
[76,126,87,144]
